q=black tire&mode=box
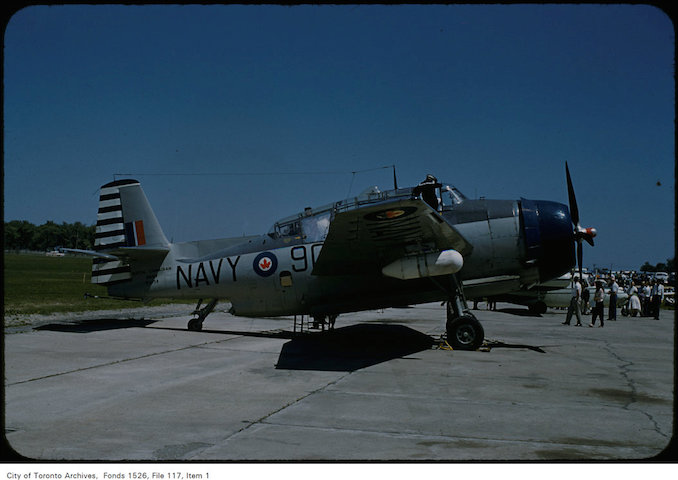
[528,301,547,315]
[187,318,203,331]
[446,314,485,350]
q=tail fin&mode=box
[95,179,169,251]
[92,179,169,286]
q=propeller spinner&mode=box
[565,162,597,280]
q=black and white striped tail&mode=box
[92,179,168,285]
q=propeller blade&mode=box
[582,234,595,247]
[565,161,580,228]
[566,163,595,281]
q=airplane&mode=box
[64,163,596,350]
[485,272,627,314]
[481,270,588,314]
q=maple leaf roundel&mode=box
[253,251,278,277]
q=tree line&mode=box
[639,258,675,273]
[4,220,96,252]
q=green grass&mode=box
[3,253,191,316]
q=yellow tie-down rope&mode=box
[434,337,494,352]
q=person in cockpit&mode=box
[412,174,442,210]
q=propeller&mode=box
[565,162,597,281]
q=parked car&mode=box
[654,272,669,282]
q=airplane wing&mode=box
[461,275,522,299]
[312,198,472,276]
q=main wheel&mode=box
[528,301,547,315]
[446,314,484,350]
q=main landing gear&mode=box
[528,301,547,315]
[445,276,485,350]
[187,298,218,331]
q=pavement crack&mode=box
[603,341,668,439]
[6,338,236,386]
[214,372,353,445]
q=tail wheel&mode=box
[446,314,484,350]
[187,318,203,331]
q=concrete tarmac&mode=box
[4,302,674,461]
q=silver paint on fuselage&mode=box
[107,184,569,317]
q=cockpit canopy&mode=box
[267,181,466,241]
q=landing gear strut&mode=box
[445,275,484,350]
[188,298,218,331]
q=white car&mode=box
[654,272,669,282]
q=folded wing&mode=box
[312,198,472,276]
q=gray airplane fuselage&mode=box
[105,187,575,318]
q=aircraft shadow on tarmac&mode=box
[274,323,435,372]
[34,317,157,333]
[134,323,434,372]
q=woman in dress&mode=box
[628,281,642,317]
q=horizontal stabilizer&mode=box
[89,247,169,285]
[104,246,170,261]
[59,248,119,260]
[61,246,169,261]
[92,258,131,285]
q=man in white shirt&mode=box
[608,275,619,321]
[562,277,582,326]
[642,281,652,316]
[651,279,665,320]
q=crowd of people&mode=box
[621,276,666,318]
[563,274,667,328]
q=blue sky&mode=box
[3,4,674,271]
